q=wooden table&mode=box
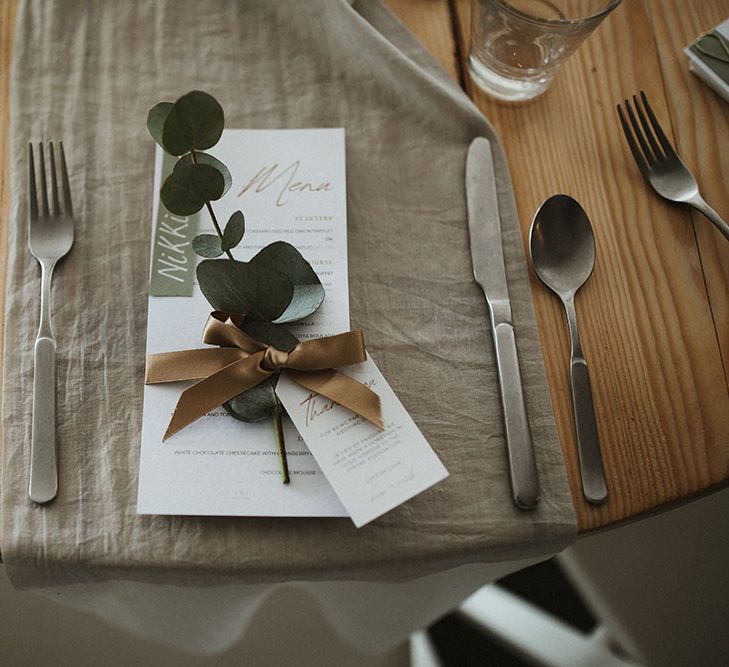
[1,0,728,533]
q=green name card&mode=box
[149,153,199,296]
[690,30,729,88]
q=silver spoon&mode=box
[529,195,608,505]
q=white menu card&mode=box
[138,129,350,516]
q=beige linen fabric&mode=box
[1,0,576,653]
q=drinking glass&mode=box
[468,0,622,102]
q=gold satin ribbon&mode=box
[145,312,383,439]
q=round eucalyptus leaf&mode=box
[147,102,173,149]
[251,241,320,284]
[186,162,225,201]
[160,168,205,216]
[192,233,223,258]
[222,211,245,251]
[275,285,327,324]
[175,152,232,197]
[250,241,325,323]
[160,163,225,215]
[240,320,298,352]
[224,378,278,422]
[196,259,294,321]
[161,90,225,156]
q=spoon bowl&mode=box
[529,194,607,505]
[530,195,596,298]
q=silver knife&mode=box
[466,137,540,509]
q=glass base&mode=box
[468,56,552,103]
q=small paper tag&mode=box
[275,355,449,527]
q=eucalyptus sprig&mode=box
[147,91,325,483]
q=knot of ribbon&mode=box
[145,312,383,440]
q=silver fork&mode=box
[28,142,74,504]
[617,90,729,242]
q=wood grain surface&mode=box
[647,0,729,406]
[386,0,461,82]
[1,0,728,533]
[450,0,729,530]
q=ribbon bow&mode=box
[145,312,383,439]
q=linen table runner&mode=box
[1,0,576,653]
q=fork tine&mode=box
[48,142,60,216]
[633,94,663,161]
[59,142,72,216]
[640,90,676,158]
[617,103,649,177]
[624,98,656,166]
[38,143,49,217]
[28,143,38,220]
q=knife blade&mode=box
[466,137,540,509]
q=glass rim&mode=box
[488,0,623,28]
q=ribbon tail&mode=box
[146,348,245,383]
[289,369,384,430]
[163,355,272,440]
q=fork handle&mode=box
[29,261,58,504]
[688,195,729,242]
[30,337,58,503]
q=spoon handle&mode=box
[570,359,608,504]
[564,297,608,504]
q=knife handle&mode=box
[491,322,540,509]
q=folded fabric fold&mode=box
[145,312,383,438]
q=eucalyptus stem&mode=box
[204,201,234,260]
[190,148,234,260]
[272,398,290,484]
